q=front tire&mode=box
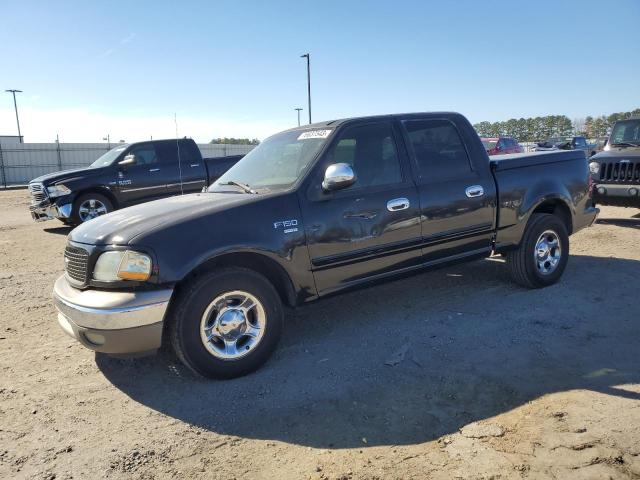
[169,268,284,379]
[71,192,113,223]
[506,213,569,288]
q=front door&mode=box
[301,121,422,294]
[117,142,177,206]
[401,118,496,262]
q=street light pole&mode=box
[294,108,303,127]
[5,89,23,142]
[300,53,311,124]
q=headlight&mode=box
[47,184,71,197]
[93,250,152,281]
[589,161,600,175]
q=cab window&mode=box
[574,137,587,148]
[326,122,402,189]
[128,144,158,165]
[404,119,472,179]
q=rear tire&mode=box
[169,268,284,379]
[506,213,569,289]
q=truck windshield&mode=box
[89,145,128,168]
[209,128,332,193]
[610,119,640,146]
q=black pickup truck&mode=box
[28,138,243,225]
[589,117,640,208]
[52,112,597,378]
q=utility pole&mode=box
[5,89,23,142]
[294,108,303,127]
[300,53,311,124]
[103,134,111,148]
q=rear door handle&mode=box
[149,168,160,172]
[387,197,410,212]
[190,163,200,167]
[465,185,484,198]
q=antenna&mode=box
[174,113,184,195]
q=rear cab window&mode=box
[403,119,472,180]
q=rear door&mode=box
[117,142,175,206]
[301,121,422,294]
[178,140,208,193]
[401,118,496,262]
[156,140,206,195]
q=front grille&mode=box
[599,160,640,184]
[64,246,89,284]
[28,183,48,204]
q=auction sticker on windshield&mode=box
[298,130,332,140]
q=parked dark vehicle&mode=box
[589,117,640,208]
[28,138,243,225]
[481,137,523,155]
[534,136,596,157]
[52,112,597,379]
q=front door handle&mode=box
[465,185,484,198]
[190,163,200,167]
[149,168,160,172]
[387,197,410,212]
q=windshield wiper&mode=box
[611,142,640,147]
[220,180,257,194]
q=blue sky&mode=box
[1,0,639,142]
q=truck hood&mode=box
[30,167,105,186]
[69,192,260,246]
[592,148,640,161]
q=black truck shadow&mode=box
[43,226,74,235]
[596,217,640,229]
[97,254,640,449]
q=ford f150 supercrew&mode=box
[52,112,598,378]
[28,138,243,225]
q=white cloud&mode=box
[99,48,115,58]
[120,33,136,45]
[0,106,290,143]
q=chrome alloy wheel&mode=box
[199,291,266,360]
[78,198,108,222]
[534,230,562,275]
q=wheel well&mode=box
[74,188,119,209]
[180,252,297,307]
[532,200,572,234]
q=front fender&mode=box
[134,192,317,304]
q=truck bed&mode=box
[490,150,587,171]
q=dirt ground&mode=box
[0,188,639,480]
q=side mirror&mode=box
[322,163,356,191]
[118,154,136,167]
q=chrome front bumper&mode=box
[53,275,173,354]
[30,202,72,222]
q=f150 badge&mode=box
[274,219,298,234]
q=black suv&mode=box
[589,118,640,208]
